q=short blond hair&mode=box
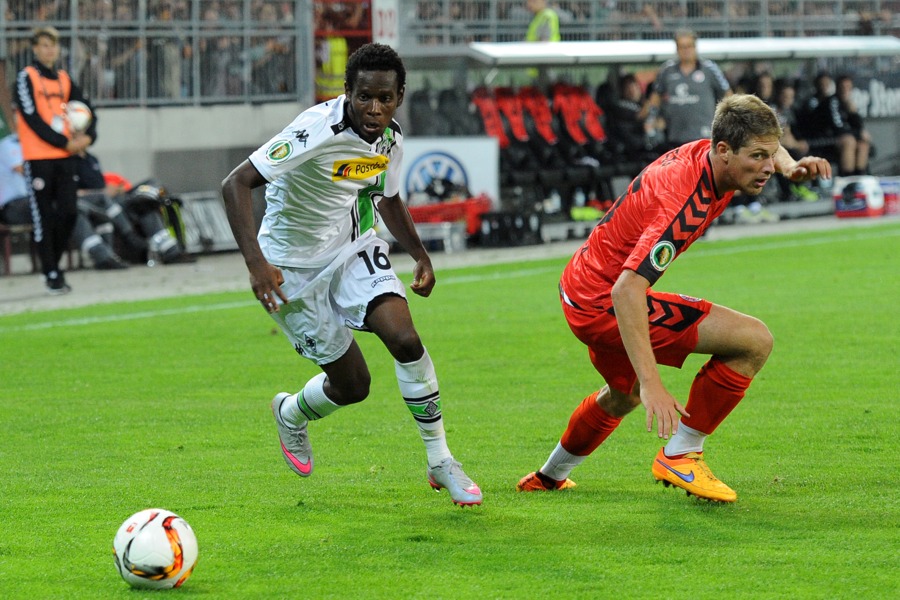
[32,26,60,46]
[711,94,783,150]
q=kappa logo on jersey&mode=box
[650,241,676,271]
[332,156,389,181]
[266,141,293,162]
[293,129,309,147]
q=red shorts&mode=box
[561,290,712,393]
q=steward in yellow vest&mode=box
[525,0,561,43]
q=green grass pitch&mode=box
[1,221,898,598]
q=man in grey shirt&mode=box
[649,29,732,149]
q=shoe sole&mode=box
[651,466,736,503]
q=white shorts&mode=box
[268,233,407,365]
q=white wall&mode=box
[91,103,302,189]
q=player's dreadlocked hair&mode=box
[711,94,783,151]
[345,43,407,92]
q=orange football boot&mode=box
[651,448,737,502]
[516,471,577,492]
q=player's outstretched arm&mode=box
[222,160,288,312]
[774,145,833,183]
[378,194,435,297]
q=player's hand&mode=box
[249,262,288,313]
[786,156,832,183]
[66,133,92,154]
[410,257,435,298]
[640,384,689,440]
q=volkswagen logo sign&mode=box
[405,151,470,201]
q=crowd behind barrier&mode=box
[404,0,900,47]
[0,0,310,107]
[1,1,899,108]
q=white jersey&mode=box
[249,95,404,268]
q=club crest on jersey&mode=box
[650,241,676,271]
[332,156,389,181]
[266,141,293,163]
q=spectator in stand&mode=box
[199,6,243,97]
[648,29,732,149]
[769,77,818,202]
[0,130,31,228]
[109,2,143,101]
[796,71,870,177]
[834,74,872,176]
[606,73,663,164]
[251,2,293,95]
[147,0,188,99]
[753,71,775,104]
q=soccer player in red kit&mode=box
[517,94,831,502]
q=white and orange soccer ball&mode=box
[112,508,198,590]
[65,100,92,133]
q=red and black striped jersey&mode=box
[561,139,733,309]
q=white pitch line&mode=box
[2,226,897,334]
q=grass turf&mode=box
[1,221,898,598]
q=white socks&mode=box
[277,350,454,468]
[396,349,452,468]
[664,422,707,456]
[279,372,340,427]
[540,442,586,481]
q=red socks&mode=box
[560,392,623,456]
[558,360,751,456]
[682,359,753,435]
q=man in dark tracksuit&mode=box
[14,26,96,294]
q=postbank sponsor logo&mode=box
[332,156,390,181]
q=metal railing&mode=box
[398,0,899,50]
[2,1,897,107]
[0,0,314,107]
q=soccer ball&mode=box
[65,100,92,133]
[112,508,198,590]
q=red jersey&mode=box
[561,139,733,309]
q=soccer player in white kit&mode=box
[221,43,482,506]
